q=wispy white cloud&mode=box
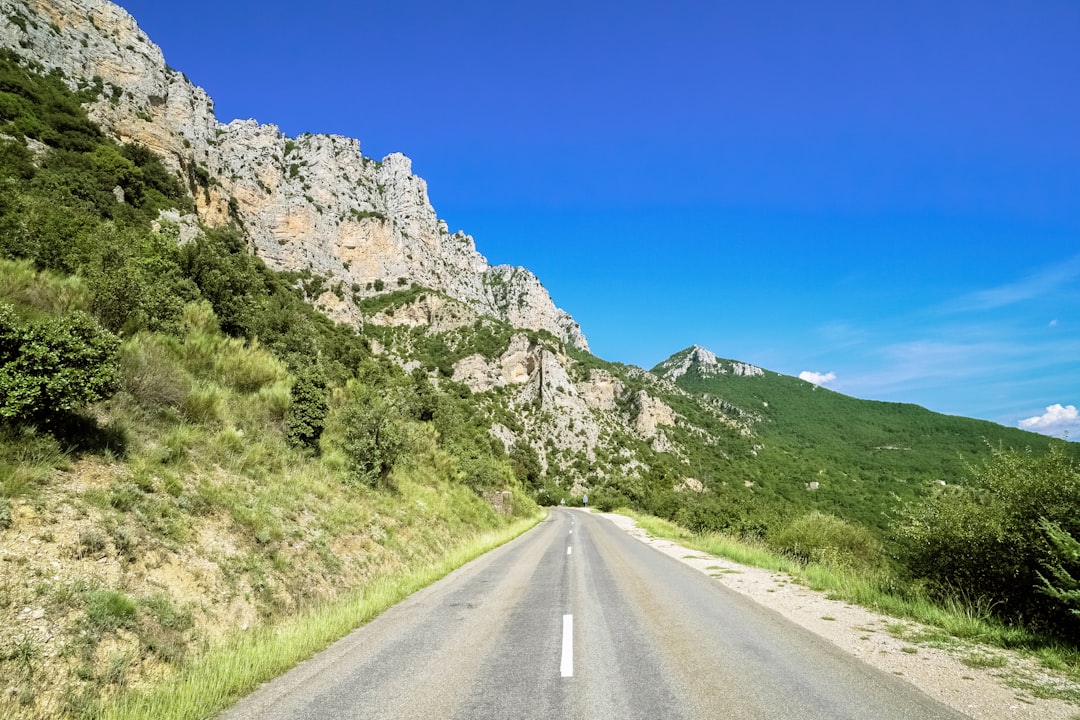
[829,334,1080,417]
[1019,404,1080,439]
[799,370,836,386]
[945,254,1080,313]
[798,254,1080,422]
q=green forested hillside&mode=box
[651,348,1080,643]
[652,347,1069,533]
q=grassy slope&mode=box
[0,285,541,718]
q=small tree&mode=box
[334,384,410,488]
[1038,519,1080,621]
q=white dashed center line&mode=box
[561,614,574,677]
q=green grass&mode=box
[97,515,541,720]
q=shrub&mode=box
[895,445,1080,638]
[0,304,119,425]
[285,369,327,450]
[770,511,882,570]
[330,384,411,488]
[456,453,515,492]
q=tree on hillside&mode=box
[332,383,412,488]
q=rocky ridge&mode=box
[0,0,756,490]
[0,0,587,348]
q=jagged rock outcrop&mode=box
[655,345,764,381]
[0,0,587,348]
[452,335,686,472]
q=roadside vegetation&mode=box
[616,445,1080,703]
[0,51,538,719]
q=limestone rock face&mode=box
[369,293,478,333]
[451,336,688,474]
[656,344,764,381]
[0,0,588,348]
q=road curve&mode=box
[219,508,969,720]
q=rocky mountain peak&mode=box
[0,0,587,349]
[655,345,764,381]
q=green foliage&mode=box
[456,452,515,493]
[356,284,427,315]
[331,384,412,488]
[895,445,1080,639]
[0,304,119,425]
[178,226,268,338]
[0,49,102,151]
[509,442,543,490]
[1038,520,1080,620]
[285,369,327,450]
[770,510,883,571]
[85,589,138,631]
[84,223,197,335]
[655,347,1070,535]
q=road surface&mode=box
[219,508,969,719]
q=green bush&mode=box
[770,511,882,570]
[895,445,1080,638]
[285,369,327,450]
[0,304,119,425]
[84,223,196,335]
[456,453,515,492]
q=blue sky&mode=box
[114,0,1079,437]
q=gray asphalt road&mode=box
[219,508,970,719]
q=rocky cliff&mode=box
[0,0,587,348]
[1,0,737,494]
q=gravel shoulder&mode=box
[599,511,1080,720]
